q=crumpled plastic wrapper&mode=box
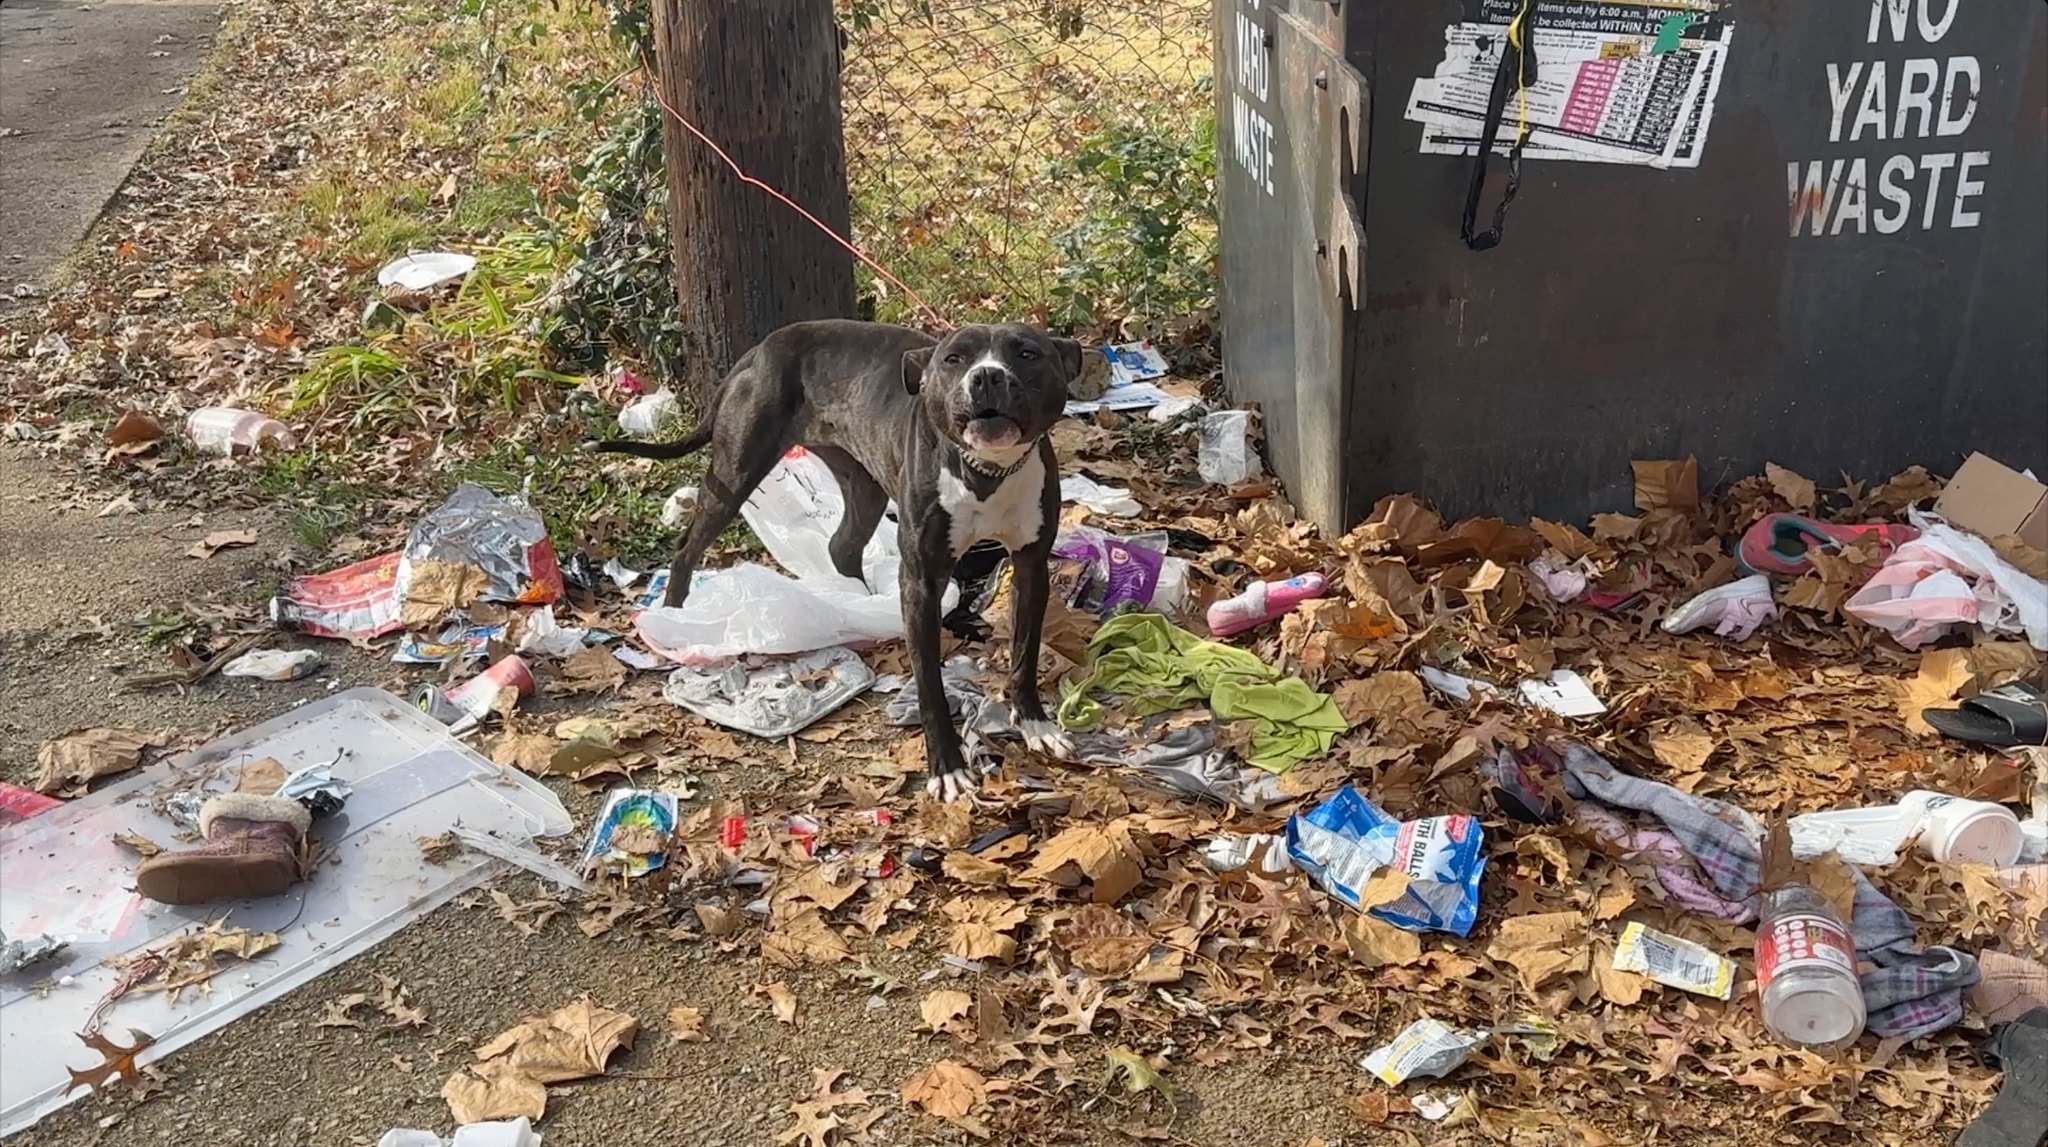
[1360,1017,1488,1085]
[396,483,564,612]
[884,658,1286,812]
[665,647,875,739]
[164,790,206,831]
[277,760,353,819]
[0,932,70,976]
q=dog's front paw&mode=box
[926,765,983,802]
[1017,716,1075,760]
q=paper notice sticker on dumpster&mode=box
[1407,1,1732,169]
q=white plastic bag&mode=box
[515,608,587,659]
[1845,509,2048,650]
[637,449,954,663]
[1060,474,1141,517]
[617,389,679,438]
[741,448,899,590]
[637,563,906,663]
[1197,410,1260,486]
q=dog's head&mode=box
[902,323,1082,469]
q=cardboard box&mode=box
[1935,453,2048,550]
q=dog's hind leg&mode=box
[660,426,790,609]
[810,445,888,588]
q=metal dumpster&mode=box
[1215,0,2048,532]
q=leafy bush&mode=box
[1049,102,1218,331]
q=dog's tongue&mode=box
[964,417,1021,450]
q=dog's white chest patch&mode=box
[938,451,1045,557]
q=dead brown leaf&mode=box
[1485,912,1588,990]
[1766,463,1818,512]
[666,1005,708,1042]
[63,1029,156,1097]
[1897,648,1974,735]
[1650,726,1718,774]
[755,981,800,1024]
[401,560,491,629]
[902,1058,986,1121]
[187,529,259,560]
[762,908,853,967]
[1341,913,1423,968]
[1025,820,1144,903]
[556,646,628,694]
[1632,458,1700,513]
[471,999,638,1084]
[921,989,974,1032]
[489,731,559,776]
[442,1060,546,1125]
[34,727,155,796]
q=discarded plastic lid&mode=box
[376,251,477,292]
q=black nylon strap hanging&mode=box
[1459,1,1540,251]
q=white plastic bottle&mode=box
[187,407,294,455]
[1755,884,1866,1050]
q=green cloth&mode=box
[1056,612,1347,773]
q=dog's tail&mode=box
[586,420,714,460]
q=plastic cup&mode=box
[1904,791,2024,866]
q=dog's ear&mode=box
[1050,337,1084,382]
[901,346,933,395]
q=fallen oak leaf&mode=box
[1024,819,1145,903]
[64,1028,156,1097]
[554,646,627,694]
[1484,911,1588,991]
[374,973,428,1028]
[489,732,559,776]
[316,992,373,1028]
[105,410,164,460]
[777,1069,873,1147]
[1766,462,1818,512]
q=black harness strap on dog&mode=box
[1460,0,1540,252]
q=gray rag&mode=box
[1559,741,1978,1040]
[886,657,1287,812]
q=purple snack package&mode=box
[1053,529,1164,612]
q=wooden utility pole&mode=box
[651,0,856,396]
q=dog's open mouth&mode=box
[961,411,1022,451]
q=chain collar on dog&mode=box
[959,449,1033,480]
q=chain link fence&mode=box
[838,0,1217,333]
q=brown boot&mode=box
[134,793,312,905]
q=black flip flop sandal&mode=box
[1959,1007,2048,1147]
[1925,682,2048,749]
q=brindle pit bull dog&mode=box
[595,319,1084,800]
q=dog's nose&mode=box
[966,364,1015,405]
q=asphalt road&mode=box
[0,0,222,300]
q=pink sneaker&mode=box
[1660,574,1777,640]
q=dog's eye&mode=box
[1016,346,1040,360]
[942,353,963,365]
